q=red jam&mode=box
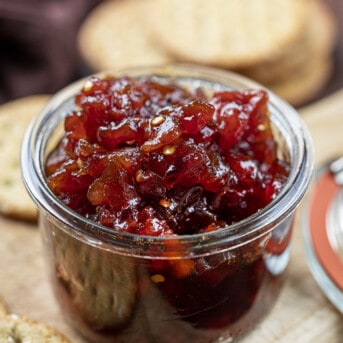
[46,76,289,235]
[45,75,290,340]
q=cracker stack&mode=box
[78,0,337,106]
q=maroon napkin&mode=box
[0,0,101,104]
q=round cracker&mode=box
[267,57,333,107]
[0,314,70,343]
[237,0,337,84]
[78,0,172,72]
[53,227,137,331]
[0,95,50,221]
[145,0,309,68]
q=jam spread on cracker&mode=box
[46,75,289,236]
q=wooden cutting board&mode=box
[0,90,343,342]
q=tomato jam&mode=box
[46,76,289,235]
[44,75,291,342]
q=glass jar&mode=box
[21,65,313,343]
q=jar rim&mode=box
[21,64,314,257]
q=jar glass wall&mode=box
[21,65,313,342]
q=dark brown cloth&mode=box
[0,0,101,104]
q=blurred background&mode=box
[324,0,343,94]
[0,0,101,104]
[0,0,341,108]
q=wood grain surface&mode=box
[0,90,343,342]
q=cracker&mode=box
[0,95,50,221]
[267,57,333,107]
[78,0,172,72]
[238,0,337,84]
[145,0,309,68]
[0,314,70,343]
[51,225,137,331]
